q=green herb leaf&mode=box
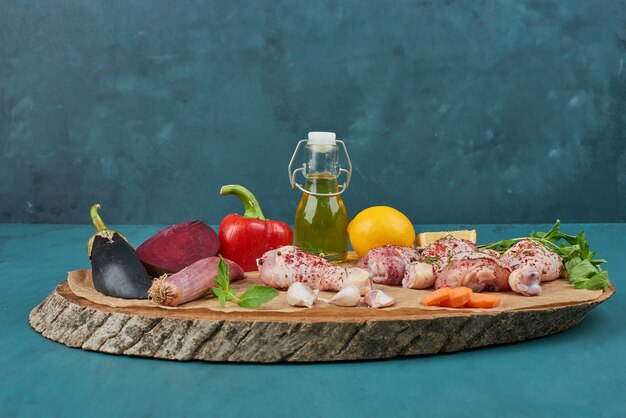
[211,257,235,307]
[591,259,607,266]
[585,271,609,290]
[298,244,325,255]
[577,232,591,259]
[542,220,561,240]
[567,258,609,290]
[237,286,279,308]
[478,238,519,252]
[210,257,278,309]
[212,287,228,308]
[569,259,597,279]
[216,257,231,291]
[565,256,582,271]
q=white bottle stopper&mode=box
[307,132,336,145]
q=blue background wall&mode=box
[1,0,625,225]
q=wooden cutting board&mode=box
[29,266,615,363]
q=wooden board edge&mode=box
[28,283,610,363]
[42,280,616,324]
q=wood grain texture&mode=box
[29,281,615,363]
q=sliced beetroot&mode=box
[136,220,219,276]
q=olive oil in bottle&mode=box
[295,173,348,261]
[289,132,353,262]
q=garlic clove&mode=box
[287,282,318,308]
[365,289,396,308]
[322,284,361,307]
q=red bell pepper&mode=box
[218,184,293,271]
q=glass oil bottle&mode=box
[288,132,353,261]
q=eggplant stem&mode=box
[219,184,267,221]
[90,204,107,231]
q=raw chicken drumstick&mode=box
[357,245,421,285]
[402,236,478,289]
[434,251,512,292]
[500,239,563,296]
[403,236,512,292]
[257,246,371,295]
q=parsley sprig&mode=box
[421,256,440,264]
[478,220,609,290]
[211,257,279,308]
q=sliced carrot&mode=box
[439,287,473,307]
[421,287,453,306]
[464,293,501,309]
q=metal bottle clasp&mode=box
[287,139,352,197]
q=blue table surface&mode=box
[1,223,624,418]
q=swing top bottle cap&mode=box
[307,132,336,146]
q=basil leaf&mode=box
[585,271,609,290]
[478,239,518,253]
[556,243,576,258]
[577,231,594,260]
[565,256,582,272]
[212,287,227,308]
[217,257,230,290]
[561,235,579,245]
[213,277,225,290]
[237,286,279,308]
[591,259,607,267]
[542,220,561,240]
[570,260,598,279]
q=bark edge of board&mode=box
[29,281,615,363]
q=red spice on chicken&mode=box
[500,239,563,296]
[403,236,479,289]
[257,246,371,295]
[357,245,420,285]
[434,251,512,292]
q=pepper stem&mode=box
[220,185,267,221]
[90,204,108,231]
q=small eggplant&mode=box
[87,204,152,299]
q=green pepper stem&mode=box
[90,204,108,231]
[220,185,266,221]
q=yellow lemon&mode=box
[416,230,477,247]
[348,206,415,257]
